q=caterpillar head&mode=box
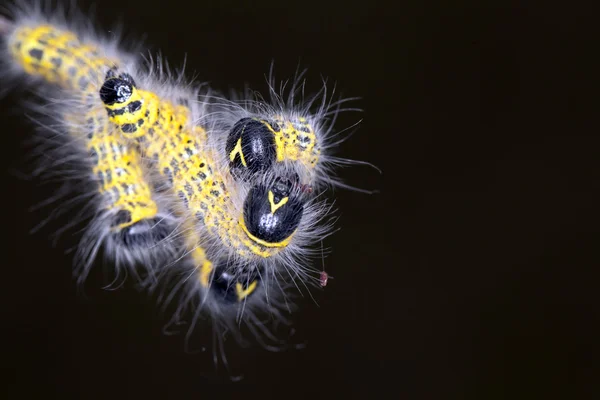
[225,116,320,189]
[99,69,137,104]
[206,263,262,304]
[241,176,305,247]
[99,68,149,137]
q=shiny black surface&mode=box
[2,0,599,397]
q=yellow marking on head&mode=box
[239,217,294,248]
[229,137,247,167]
[268,191,288,214]
[236,280,258,301]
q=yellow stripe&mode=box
[229,137,247,167]
[239,217,294,248]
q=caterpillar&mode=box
[0,0,377,378]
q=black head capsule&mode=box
[242,178,304,245]
[226,118,276,179]
[105,68,136,86]
[210,264,262,303]
[99,77,133,105]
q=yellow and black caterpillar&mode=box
[0,1,374,374]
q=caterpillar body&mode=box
[0,1,376,377]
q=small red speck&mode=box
[319,271,328,287]
[297,183,313,194]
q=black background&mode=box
[2,0,599,397]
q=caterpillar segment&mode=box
[178,223,262,312]
[189,243,261,304]
[7,23,118,93]
[4,22,161,232]
[81,108,159,232]
[2,20,174,281]
[99,71,307,263]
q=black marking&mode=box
[163,167,173,184]
[121,123,137,133]
[130,100,142,113]
[112,210,132,227]
[78,76,89,90]
[29,48,43,61]
[50,57,62,68]
[107,108,124,117]
[178,191,189,208]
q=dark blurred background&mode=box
[2,0,599,397]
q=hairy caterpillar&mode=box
[0,0,377,377]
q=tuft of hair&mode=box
[153,253,308,380]
[0,1,188,288]
[205,64,381,194]
[0,0,141,98]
